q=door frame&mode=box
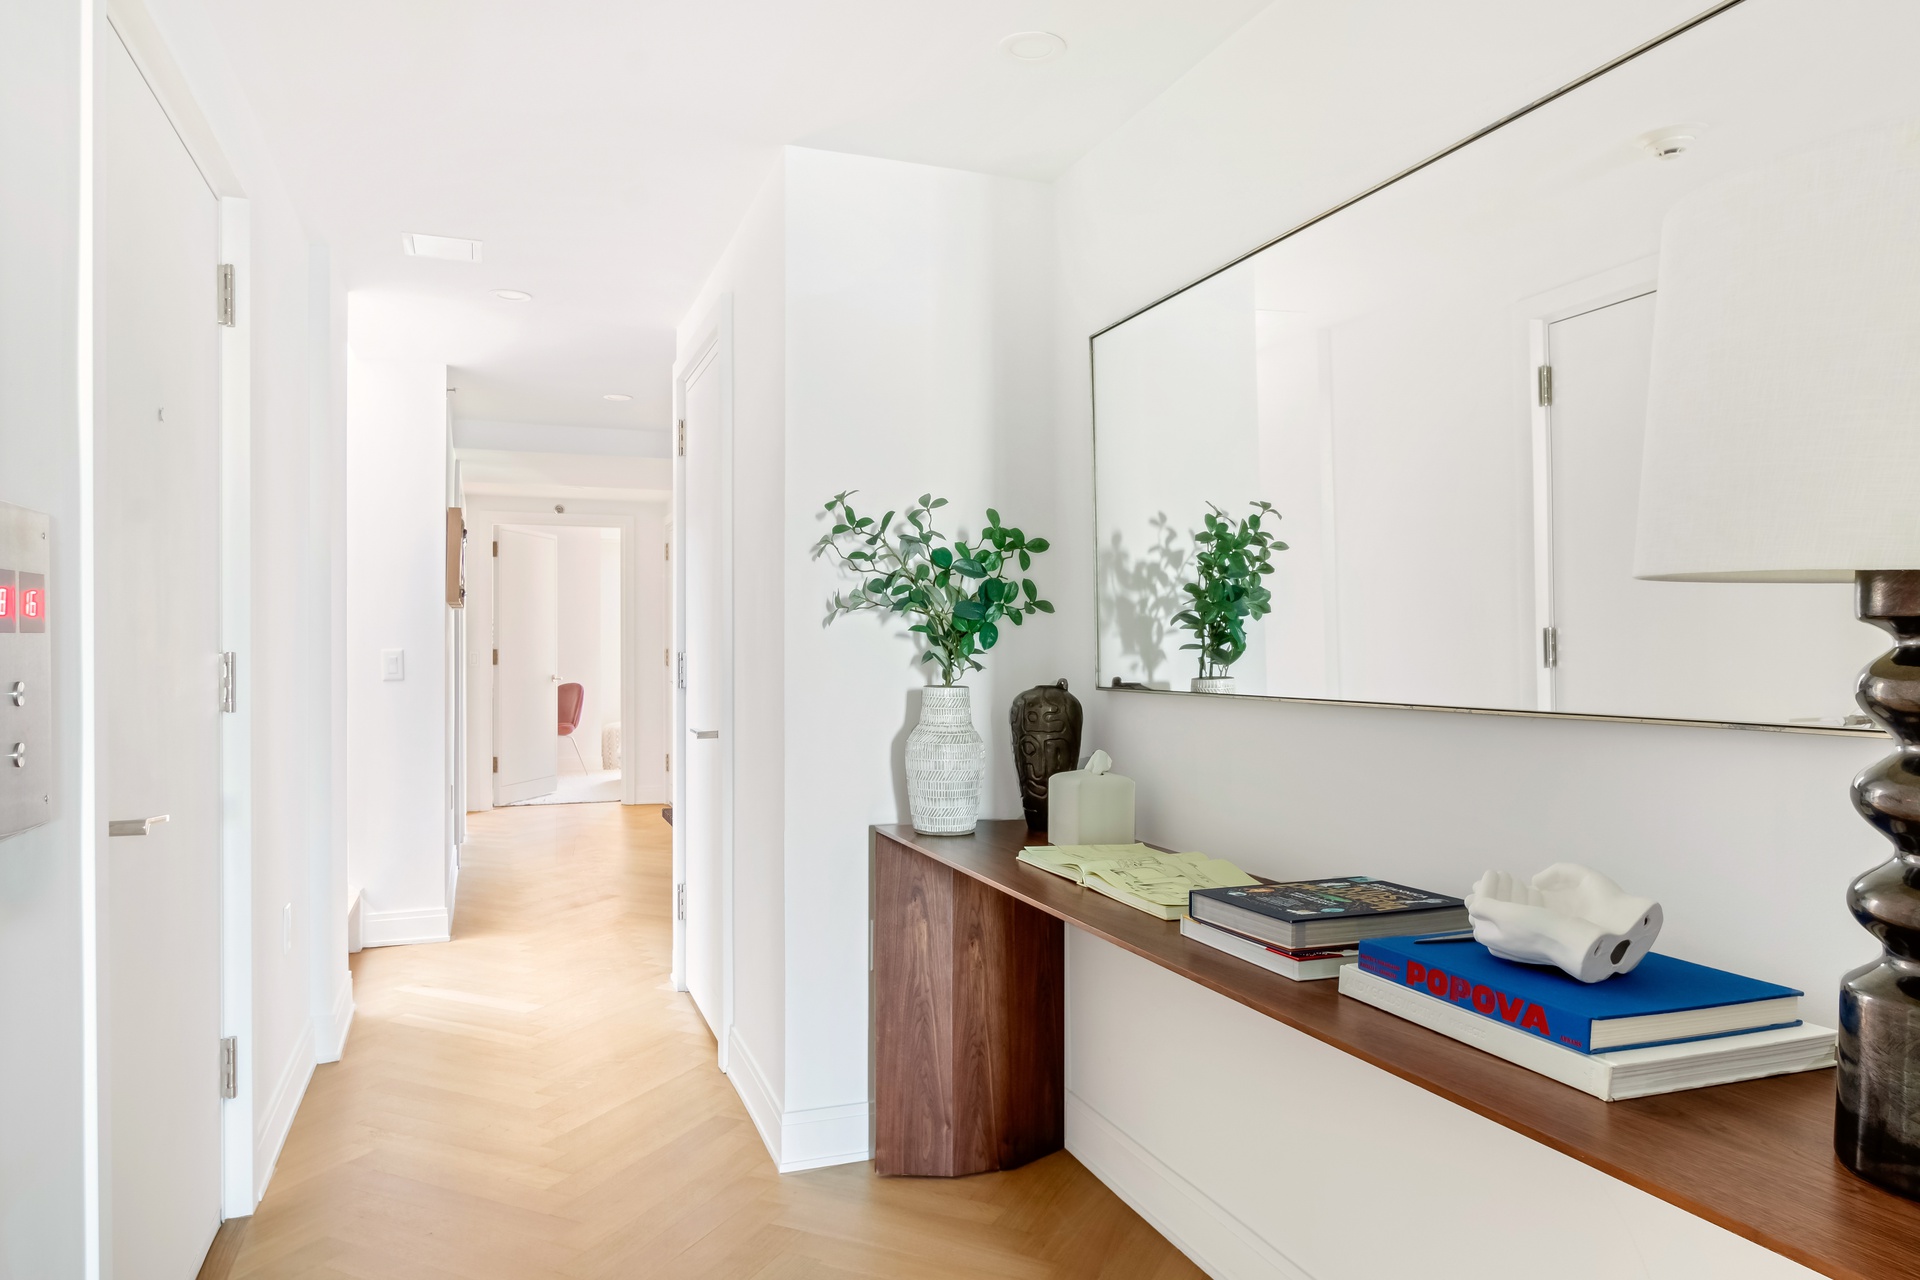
[1523,255,1658,714]
[671,296,733,1071]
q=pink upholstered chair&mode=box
[557,682,588,773]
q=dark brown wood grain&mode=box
[873,833,1065,1177]
[874,820,1920,1280]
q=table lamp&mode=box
[1634,123,1920,1198]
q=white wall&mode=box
[676,147,1062,1170]
[553,526,612,767]
[345,353,452,945]
[0,1,90,1270]
[1051,2,1883,1274]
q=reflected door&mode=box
[681,348,726,1040]
[97,29,225,1277]
[494,528,559,803]
[1546,293,1869,723]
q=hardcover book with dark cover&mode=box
[1189,877,1468,948]
[1357,935,1802,1053]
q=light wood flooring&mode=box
[203,802,1202,1279]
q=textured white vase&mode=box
[1190,675,1236,694]
[905,685,986,835]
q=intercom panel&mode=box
[0,502,51,839]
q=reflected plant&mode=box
[1174,501,1286,679]
[1100,512,1189,683]
[814,491,1053,686]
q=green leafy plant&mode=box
[1173,501,1286,679]
[815,491,1053,686]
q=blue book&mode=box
[1356,935,1802,1054]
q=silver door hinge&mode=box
[676,419,686,456]
[676,884,686,921]
[219,651,237,713]
[219,1036,238,1099]
[676,652,686,689]
[1541,625,1559,668]
[1536,364,1553,407]
[217,264,235,326]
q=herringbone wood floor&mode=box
[204,802,1202,1279]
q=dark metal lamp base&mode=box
[1836,569,1920,1200]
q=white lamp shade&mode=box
[1634,123,1920,582]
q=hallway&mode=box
[206,804,1200,1279]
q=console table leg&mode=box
[874,835,1064,1176]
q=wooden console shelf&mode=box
[871,821,1920,1280]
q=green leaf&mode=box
[930,546,953,570]
[1022,579,1037,601]
[953,600,986,621]
[1033,600,1054,613]
[831,523,849,535]
[980,622,999,648]
[1018,550,1031,570]
[918,493,932,508]
[987,508,1001,527]
[930,497,947,508]
[867,579,887,594]
[954,559,986,578]
[1007,611,1023,626]
[1026,538,1049,553]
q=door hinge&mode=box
[1542,625,1559,668]
[492,648,499,665]
[676,652,687,689]
[217,264,235,326]
[664,541,670,561]
[676,419,686,456]
[219,1036,238,1099]
[664,647,670,668]
[492,756,499,773]
[219,651,237,713]
[665,752,671,773]
[492,540,499,557]
[676,884,686,921]
[1536,364,1553,407]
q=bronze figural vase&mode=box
[1010,679,1083,831]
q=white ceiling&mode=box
[200,0,1273,443]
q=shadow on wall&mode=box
[888,686,918,823]
[1101,512,1190,685]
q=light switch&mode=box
[381,648,405,681]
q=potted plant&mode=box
[1172,501,1285,694]
[816,492,1053,834]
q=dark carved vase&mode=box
[1010,679,1082,830]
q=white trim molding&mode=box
[253,1023,315,1202]
[726,1029,871,1174]
[313,971,355,1064]
[1067,1092,1309,1280]
[358,906,451,948]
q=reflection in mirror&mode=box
[1093,0,1913,727]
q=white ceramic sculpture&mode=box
[1465,863,1663,983]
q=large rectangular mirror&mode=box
[1093,0,1915,729]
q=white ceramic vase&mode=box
[1190,675,1236,694]
[906,685,986,835]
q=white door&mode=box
[97,29,225,1278]
[1546,292,1872,723]
[681,349,726,1038]
[494,528,559,804]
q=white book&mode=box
[1180,916,1355,981]
[1338,964,1836,1101]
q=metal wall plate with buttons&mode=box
[0,502,51,840]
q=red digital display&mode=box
[16,572,44,634]
[0,570,13,635]
[21,589,42,621]
[0,584,11,620]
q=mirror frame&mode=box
[1086,0,1877,738]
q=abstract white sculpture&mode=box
[1465,863,1663,983]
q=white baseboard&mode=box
[360,906,450,947]
[1066,1092,1313,1280]
[255,1021,316,1201]
[726,1028,872,1174]
[313,970,355,1064]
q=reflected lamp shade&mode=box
[1633,124,1920,583]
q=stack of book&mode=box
[1184,877,1469,980]
[1341,934,1836,1100]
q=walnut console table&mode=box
[870,821,1920,1280]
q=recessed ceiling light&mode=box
[603,393,632,402]
[401,232,482,262]
[492,288,533,301]
[999,31,1067,63]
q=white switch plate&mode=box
[381,648,404,681]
